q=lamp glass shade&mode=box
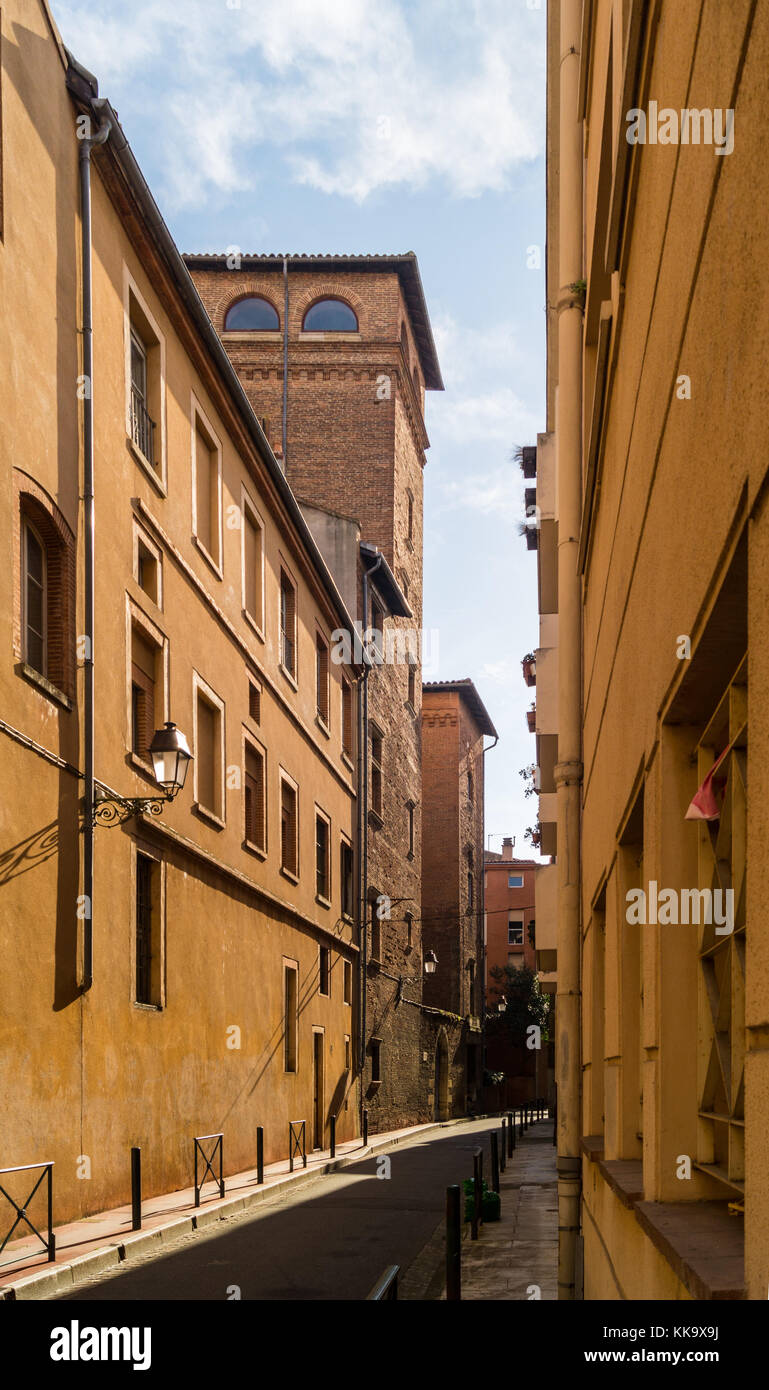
[149,722,192,793]
[424,950,438,975]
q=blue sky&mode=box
[54,0,547,854]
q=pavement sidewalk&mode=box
[457,1116,558,1300]
[0,1116,473,1301]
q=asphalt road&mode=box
[58,1119,497,1301]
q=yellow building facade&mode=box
[1,0,362,1226]
[541,0,768,1299]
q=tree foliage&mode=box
[487,963,549,1044]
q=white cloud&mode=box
[53,0,545,207]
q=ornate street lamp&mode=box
[424,950,438,976]
[93,722,192,826]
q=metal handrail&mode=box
[193,1133,224,1208]
[130,385,156,463]
[366,1264,399,1300]
[0,1160,55,1263]
[289,1120,306,1172]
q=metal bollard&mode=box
[131,1147,141,1231]
[256,1126,264,1185]
[500,1121,506,1173]
[446,1185,461,1301]
[330,1114,336,1160]
[490,1130,500,1194]
[519,1108,524,1138]
[507,1111,514,1157]
[471,1150,481,1239]
[363,1109,369,1146]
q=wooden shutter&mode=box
[131,629,156,760]
[245,745,265,849]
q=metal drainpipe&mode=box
[281,256,289,471]
[79,103,111,991]
[358,556,382,1105]
[555,0,584,1301]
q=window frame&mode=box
[301,297,359,333]
[279,769,300,882]
[133,843,165,1010]
[316,628,330,730]
[284,960,299,1072]
[340,837,354,921]
[279,562,298,686]
[370,724,384,821]
[223,294,280,333]
[126,598,169,779]
[508,918,524,947]
[22,516,47,678]
[315,806,331,906]
[191,395,224,578]
[192,670,226,827]
[243,729,267,856]
[241,485,265,638]
[124,269,167,492]
[318,944,331,998]
[132,521,163,609]
[341,676,354,761]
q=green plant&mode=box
[487,962,550,1044]
[482,1190,501,1222]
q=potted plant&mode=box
[526,702,536,733]
[522,652,536,687]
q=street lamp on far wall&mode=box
[93,722,192,826]
[424,950,438,976]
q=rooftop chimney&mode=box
[502,837,514,860]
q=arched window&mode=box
[303,298,358,332]
[224,296,280,331]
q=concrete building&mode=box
[186,253,451,1131]
[1,0,364,1225]
[421,680,497,1116]
[541,0,767,1300]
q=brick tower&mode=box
[187,253,444,1130]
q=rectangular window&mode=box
[280,568,297,678]
[131,627,157,762]
[370,596,384,662]
[467,768,474,802]
[195,682,224,820]
[136,539,159,605]
[319,945,330,997]
[130,327,154,463]
[371,1039,381,1083]
[407,661,416,709]
[244,740,266,851]
[284,963,298,1072]
[344,1035,351,1071]
[194,413,221,569]
[371,728,383,819]
[341,840,354,919]
[407,491,414,541]
[343,960,352,1006]
[316,632,330,725]
[371,898,382,962]
[242,494,263,628]
[248,678,261,724]
[126,284,164,483]
[407,801,415,857]
[22,519,47,676]
[467,872,474,911]
[342,678,353,756]
[508,873,524,888]
[280,777,298,877]
[135,852,161,1006]
[405,913,413,950]
[508,919,524,946]
[316,811,330,901]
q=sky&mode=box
[53,0,547,856]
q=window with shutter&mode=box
[342,678,353,756]
[131,628,157,761]
[316,633,330,724]
[281,778,298,877]
[244,743,266,851]
[316,812,330,901]
[280,569,297,678]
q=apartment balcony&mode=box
[538,791,557,859]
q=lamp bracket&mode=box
[92,786,172,828]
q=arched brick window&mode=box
[224,296,280,331]
[303,298,358,332]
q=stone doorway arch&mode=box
[434,1028,450,1121]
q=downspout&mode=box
[79,102,111,991]
[358,556,383,1108]
[555,0,583,1300]
[281,256,289,471]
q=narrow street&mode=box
[56,1120,500,1302]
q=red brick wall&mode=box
[484,858,537,992]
